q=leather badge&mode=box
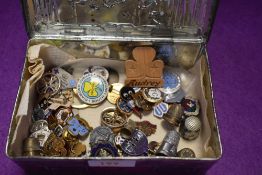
[125,47,164,87]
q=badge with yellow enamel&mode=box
[77,73,109,105]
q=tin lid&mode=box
[21,0,218,42]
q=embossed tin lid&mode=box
[21,0,218,42]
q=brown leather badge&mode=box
[125,47,164,87]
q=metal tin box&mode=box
[6,0,222,174]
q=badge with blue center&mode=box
[159,68,181,94]
[77,73,109,105]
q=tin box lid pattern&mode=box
[21,0,218,42]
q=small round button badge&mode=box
[77,73,109,105]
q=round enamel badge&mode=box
[77,73,109,104]
[159,69,181,94]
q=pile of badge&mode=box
[97,83,201,157]
[23,67,94,157]
[24,64,201,158]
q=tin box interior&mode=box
[6,0,222,171]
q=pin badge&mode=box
[135,120,157,136]
[116,97,133,115]
[119,86,142,118]
[121,130,148,156]
[53,125,64,137]
[55,107,73,126]
[32,98,51,121]
[90,142,119,157]
[36,73,61,96]
[120,86,135,101]
[84,66,109,80]
[153,102,169,118]
[68,141,86,157]
[62,130,77,142]
[120,119,137,139]
[114,134,126,148]
[159,69,181,94]
[77,73,109,105]
[51,89,74,104]
[148,141,160,155]
[52,67,77,89]
[30,120,49,133]
[43,133,67,157]
[89,126,115,147]
[133,91,153,111]
[67,116,92,138]
[30,129,51,147]
[142,88,162,103]
[101,107,127,133]
[90,66,109,80]
[107,83,124,104]
[181,97,200,116]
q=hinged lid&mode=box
[21,0,218,42]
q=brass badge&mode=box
[68,141,86,157]
[125,47,164,87]
[43,133,67,157]
[107,83,124,104]
[134,120,157,136]
[101,107,127,133]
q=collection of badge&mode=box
[24,46,201,158]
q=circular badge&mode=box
[159,69,181,94]
[36,73,61,96]
[142,88,162,103]
[84,66,109,80]
[77,73,109,105]
[177,148,196,158]
[101,107,127,130]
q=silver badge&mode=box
[89,126,115,147]
[30,120,49,133]
[30,129,51,147]
[121,129,148,156]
